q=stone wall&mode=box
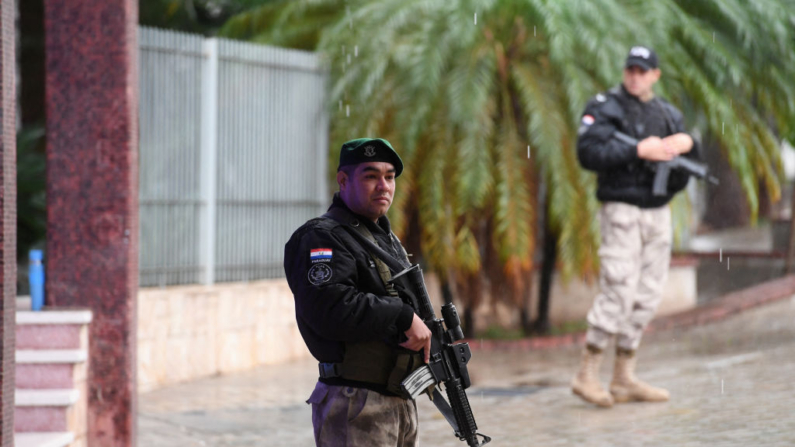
[471,258,698,332]
[138,260,697,392]
[138,280,310,393]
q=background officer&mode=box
[572,46,701,408]
[284,138,431,446]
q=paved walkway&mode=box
[140,295,795,446]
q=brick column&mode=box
[44,1,139,445]
[0,0,16,445]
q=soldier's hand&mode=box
[400,313,432,363]
[637,136,676,161]
[662,133,693,155]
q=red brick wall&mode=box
[0,0,17,445]
[44,0,139,445]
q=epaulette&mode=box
[312,216,341,231]
[584,89,614,110]
[291,216,339,241]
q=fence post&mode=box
[317,73,329,210]
[200,38,218,285]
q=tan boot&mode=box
[571,345,614,408]
[610,348,670,403]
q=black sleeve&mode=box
[576,100,640,171]
[665,106,701,194]
[284,227,415,343]
[673,110,702,162]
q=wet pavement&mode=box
[139,295,795,446]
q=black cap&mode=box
[625,46,658,70]
[337,138,404,177]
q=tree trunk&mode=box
[463,306,475,339]
[440,278,453,305]
[533,219,556,334]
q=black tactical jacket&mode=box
[577,84,702,208]
[284,194,415,378]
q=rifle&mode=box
[340,227,491,446]
[613,131,719,196]
[391,265,490,446]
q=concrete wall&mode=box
[137,260,697,392]
[470,259,698,332]
[137,280,311,393]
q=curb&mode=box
[469,274,795,352]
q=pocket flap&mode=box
[306,382,329,405]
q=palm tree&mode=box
[222,0,795,333]
[140,0,272,35]
[218,0,344,49]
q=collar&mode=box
[329,193,391,235]
[619,83,655,104]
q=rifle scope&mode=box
[441,302,465,341]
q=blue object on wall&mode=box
[29,249,45,311]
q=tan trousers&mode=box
[585,201,672,351]
[307,382,418,447]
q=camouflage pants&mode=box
[586,201,672,351]
[306,382,418,447]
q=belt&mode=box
[318,362,343,379]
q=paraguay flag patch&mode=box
[581,114,595,126]
[310,248,333,263]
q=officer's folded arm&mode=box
[290,229,415,343]
[577,116,639,171]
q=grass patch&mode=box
[478,325,526,340]
[548,320,588,336]
[475,320,589,339]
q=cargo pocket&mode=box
[306,382,329,405]
[599,247,634,286]
[604,203,637,235]
[599,203,640,286]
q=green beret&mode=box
[337,138,404,177]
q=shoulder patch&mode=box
[595,93,607,102]
[308,263,333,285]
[310,248,333,263]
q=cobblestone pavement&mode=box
[139,295,795,447]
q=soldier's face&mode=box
[337,162,396,222]
[623,65,661,99]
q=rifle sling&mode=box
[432,388,461,434]
[321,208,419,394]
[323,209,408,274]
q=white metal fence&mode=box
[138,27,329,287]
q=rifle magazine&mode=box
[401,365,435,400]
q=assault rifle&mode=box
[613,131,719,196]
[340,228,491,446]
[391,265,490,446]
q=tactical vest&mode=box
[321,208,422,396]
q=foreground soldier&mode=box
[284,138,431,446]
[573,46,702,407]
